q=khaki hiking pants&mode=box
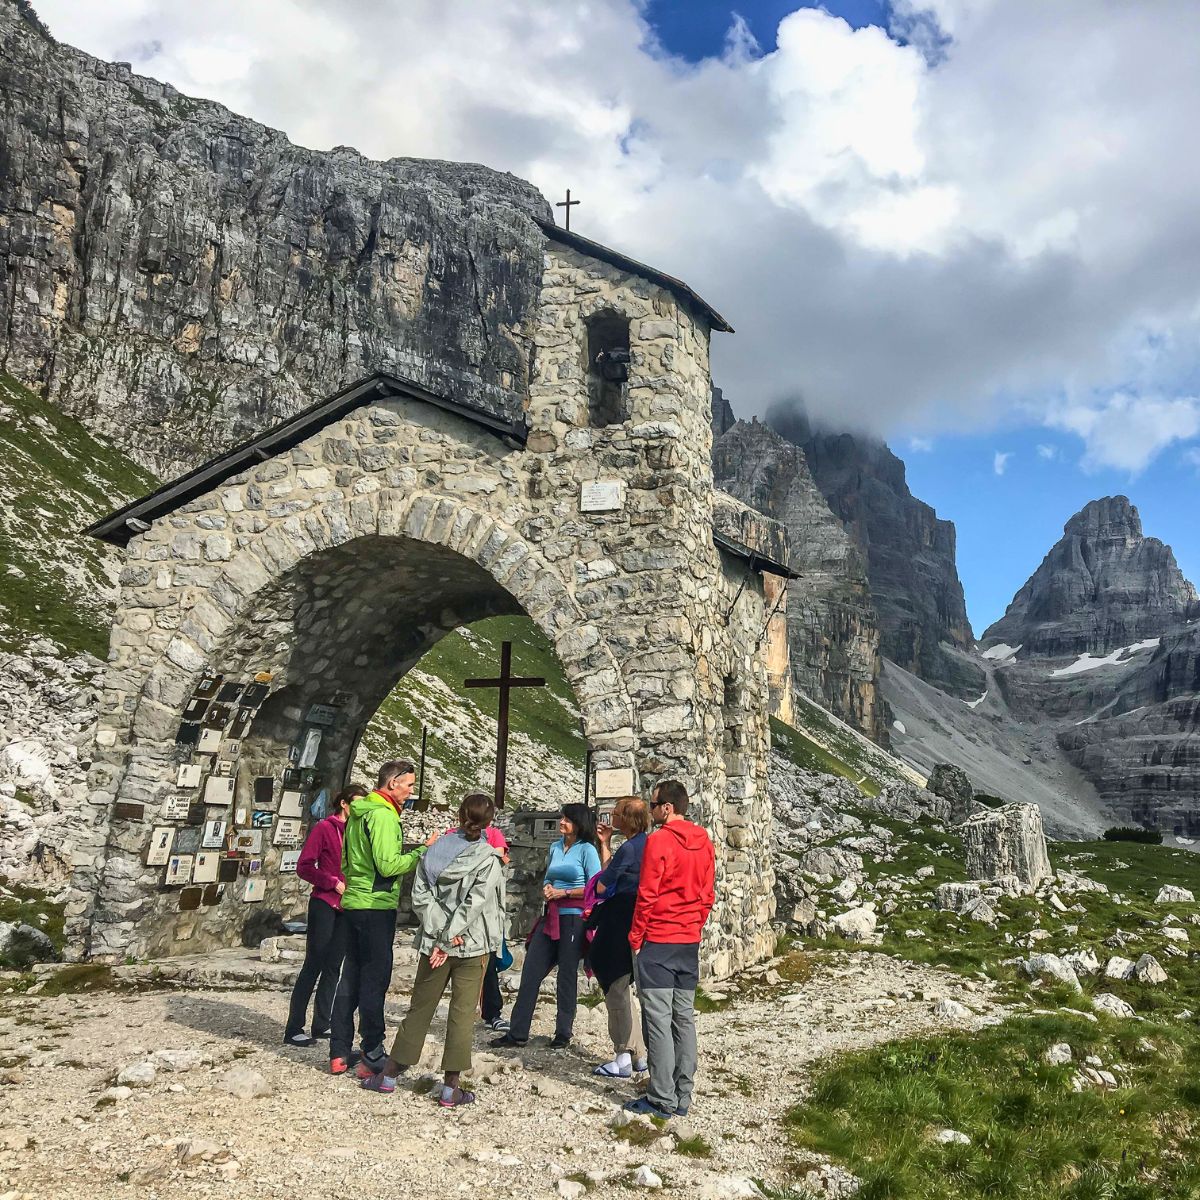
[604,972,646,1060]
[389,952,488,1074]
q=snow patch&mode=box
[1051,638,1162,677]
[965,691,988,709]
[892,719,907,734]
[981,643,1021,662]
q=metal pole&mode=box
[583,746,593,809]
[494,641,511,807]
[416,725,428,811]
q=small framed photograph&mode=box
[193,674,222,701]
[251,810,274,829]
[253,777,275,807]
[245,856,263,875]
[298,728,322,768]
[243,877,266,903]
[146,827,174,866]
[197,727,222,753]
[201,818,227,849]
[164,854,194,885]
[233,829,263,855]
[233,806,249,827]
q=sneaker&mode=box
[633,1058,649,1073]
[483,1016,510,1033]
[674,1104,690,1117]
[438,1086,476,1108]
[329,1057,350,1075]
[549,1035,572,1050]
[489,1034,527,1049]
[355,1060,382,1081]
[283,1032,317,1047]
[360,1071,397,1095]
[312,1028,331,1039]
[623,1096,673,1119]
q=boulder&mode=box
[936,882,981,912]
[1133,953,1167,984]
[926,764,976,824]
[633,1165,663,1189]
[116,1061,157,1088]
[218,1066,271,1100]
[934,1129,971,1145]
[799,847,864,882]
[1155,885,1195,904]
[1022,954,1081,991]
[1064,949,1102,977]
[1044,1043,1073,1065]
[960,803,1051,887]
[963,898,999,925]
[0,920,58,969]
[830,907,877,942]
[1104,956,1135,981]
[935,998,969,1019]
[1092,992,1136,1019]
[831,879,858,903]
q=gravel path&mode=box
[0,951,1002,1198]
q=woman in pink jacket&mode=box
[283,785,365,1047]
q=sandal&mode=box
[438,1086,477,1108]
[593,1062,632,1078]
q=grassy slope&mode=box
[783,815,1200,1198]
[0,372,157,655]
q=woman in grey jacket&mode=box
[360,793,505,1106]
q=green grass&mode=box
[675,1135,713,1158]
[785,1012,1200,1199]
[771,717,882,798]
[0,372,157,656]
[0,880,66,963]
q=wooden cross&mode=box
[464,641,545,807]
[556,188,581,231]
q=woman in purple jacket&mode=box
[283,785,365,1047]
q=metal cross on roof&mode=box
[556,188,581,231]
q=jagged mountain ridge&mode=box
[983,496,1198,658]
[713,418,887,743]
[0,0,550,478]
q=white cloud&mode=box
[1184,447,1200,473]
[1046,393,1200,474]
[1036,443,1057,460]
[993,451,1012,476]
[909,436,934,453]
[30,0,1200,464]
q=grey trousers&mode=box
[637,941,699,1113]
[604,972,646,1060]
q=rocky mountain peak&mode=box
[983,495,1198,659]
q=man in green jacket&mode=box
[329,759,433,1075]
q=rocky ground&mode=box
[0,950,1001,1200]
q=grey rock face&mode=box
[713,419,885,741]
[764,407,982,698]
[926,764,976,824]
[960,803,1051,887]
[0,3,551,477]
[984,496,1198,658]
[0,919,57,968]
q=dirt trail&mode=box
[0,952,1002,1198]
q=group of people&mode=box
[286,758,715,1118]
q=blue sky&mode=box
[41,0,1200,637]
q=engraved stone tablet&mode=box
[580,480,626,513]
[594,767,636,799]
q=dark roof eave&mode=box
[537,219,733,334]
[85,373,529,547]
[713,531,798,580]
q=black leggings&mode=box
[329,907,397,1062]
[284,896,346,1038]
[508,915,584,1043]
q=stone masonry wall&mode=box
[69,242,780,979]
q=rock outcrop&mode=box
[926,763,977,825]
[983,496,1198,658]
[713,419,886,741]
[0,1,551,478]
[763,406,982,699]
[960,803,1052,887]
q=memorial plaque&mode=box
[594,767,636,799]
[217,858,240,884]
[244,877,266,903]
[245,856,263,875]
[279,790,304,819]
[174,826,201,855]
[533,816,560,841]
[243,682,270,706]
[233,829,262,855]
[197,727,222,753]
[306,703,339,727]
[179,886,203,911]
[217,681,244,704]
[298,728,322,768]
[282,768,302,789]
[253,777,275,807]
[163,795,192,821]
[230,709,254,740]
[279,850,301,873]
[203,703,232,729]
[273,817,302,847]
[113,801,145,821]
[182,697,210,722]
[201,818,227,849]
[192,851,220,883]
[175,722,201,748]
[146,827,174,866]
[186,800,206,825]
[201,883,221,906]
[164,854,193,885]
[217,740,241,762]
[176,763,203,789]
[193,674,222,700]
[233,806,249,827]
[212,758,235,777]
[300,768,322,789]
[580,479,626,513]
[204,776,236,806]
[251,810,274,829]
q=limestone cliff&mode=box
[0,0,550,478]
[764,407,983,699]
[983,496,1198,658]
[713,418,887,743]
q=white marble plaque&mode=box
[580,480,626,513]
[594,767,636,799]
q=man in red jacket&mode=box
[625,779,715,1119]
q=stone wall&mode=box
[70,241,781,979]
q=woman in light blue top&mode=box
[492,803,601,1050]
